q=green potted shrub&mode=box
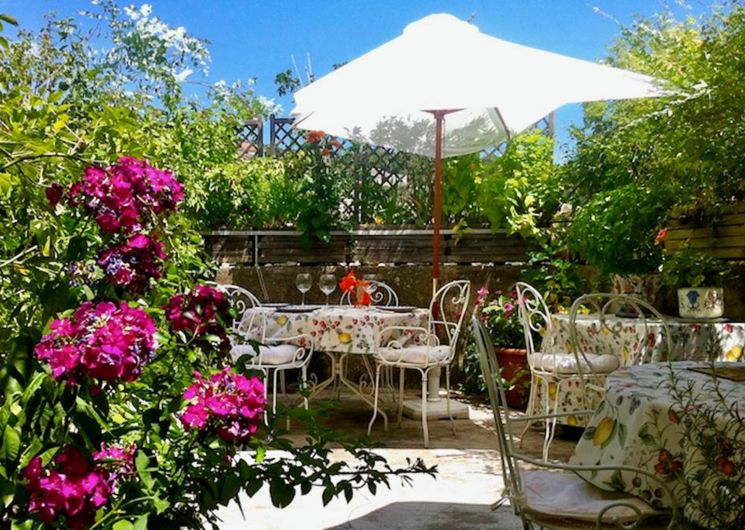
[474,287,531,409]
[661,246,731,318]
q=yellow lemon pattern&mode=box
[726,345,742,361]
[275,315,288,326]
[548,383,557,401]
[592,417,616,447]
[338,331,353,344]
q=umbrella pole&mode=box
[432,111,445,296]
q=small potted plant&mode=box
[475,287,530,409]
[661,246,731,319]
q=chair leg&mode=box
[421,370,429,448]
[398,367,405,427]
[301,365,309,410]
[367,365,383,435]
[445,365,455,436]
[543,381,562,461]
[519,376,542,447]
[271,368,280,417]
[280,371,287,397]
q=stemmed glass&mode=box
[363,274,378,306]
[319,274,337,305]
[295,273,312,305]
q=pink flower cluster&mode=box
[181,367,266,443]
[68,156,184,234]
[97,233,166,292]
[35,301,156,384]
[23,444,133,530]
[165,284,231,354]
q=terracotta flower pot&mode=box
[494,347,531,410]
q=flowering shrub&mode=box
[339,272,371,306]
[97,232,166,292]
[475,287,525,348]
[181,367,266,443]
[34,300,156,384]
[68,157,184,234]
[165,283,232,354]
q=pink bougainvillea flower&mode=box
[35,301,156,384]
[97,232,166,292]
[164,284,231,354]
[181,366,265,443]
[68,157,184,235]
[45,183,64,208]
[22,445,130,530]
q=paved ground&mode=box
[216,392,578,529]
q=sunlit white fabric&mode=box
[292,13,667,157]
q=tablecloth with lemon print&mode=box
[569,362,745,526]
[263,306,429,354]
[532,315,745,426]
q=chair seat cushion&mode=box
[378,345,450,364]
[231,344,300,365]
[529,351,620,375]
[522,469,666,525]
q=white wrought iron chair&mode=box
[339,280,399,307]
[568,293,672,401]
[210,283,314,421]
[367,280,470,448]
[515,282,618,461]
[472,316,677,530]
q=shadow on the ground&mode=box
[328,501,524,530]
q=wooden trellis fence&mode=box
[237,114,554,224]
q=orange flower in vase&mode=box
[339,272,371,306]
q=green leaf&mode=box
[153,496,170,514]
[135,451,155,491]
[0,14,18,25]
[133,513,149,530]
[112,520,134,530]
[0,426,21,462]
[220,472,242,505]
[269,478,295,508]
[321,485,334,506]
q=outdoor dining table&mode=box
[533,314,745,425]
[249,304,430,416]
[569,361,745,527]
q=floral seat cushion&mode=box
[529,351,620,375]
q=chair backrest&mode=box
[472,316,677,529]
[339,280,399,307]
[206,282,264,338]
[471,316,524,498]
[569,293,672,376]
[428,280,471,349]
[514,282,553,357]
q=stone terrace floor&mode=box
[216,391,578,529]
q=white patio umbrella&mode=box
[291,13,667,287]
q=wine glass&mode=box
[363,274,378,305]
[295,273,312,305]
[319,274,336,305]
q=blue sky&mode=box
[3,1,700,149]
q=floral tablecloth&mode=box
[569,362,745,526]
[531,315,745,424]
[259,306,429,354]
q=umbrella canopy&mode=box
[291,13,667,283]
